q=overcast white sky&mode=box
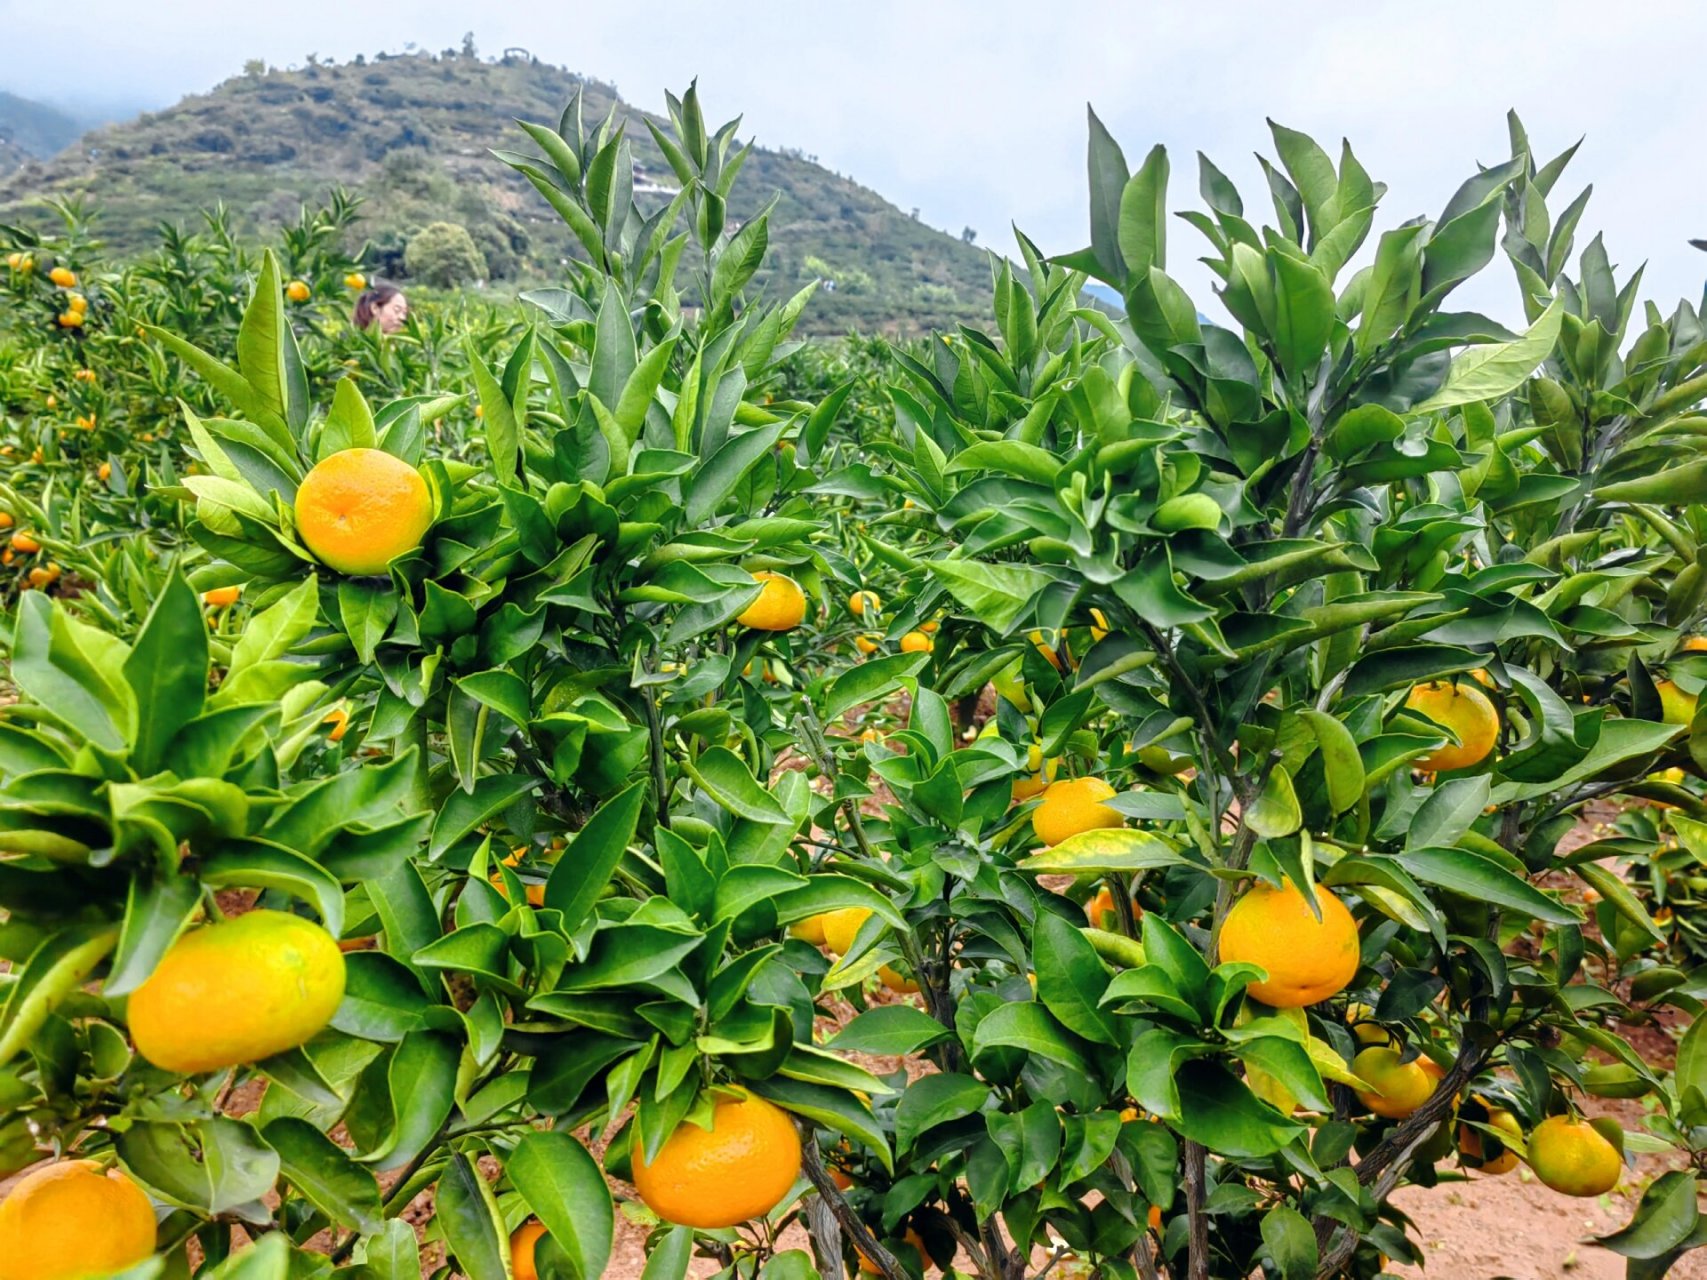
[3,0,1704,324]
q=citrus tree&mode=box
[3,81,1707,1280]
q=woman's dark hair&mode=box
[353,282,402,330]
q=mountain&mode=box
[0,53,993,335]
[0,91,88,161]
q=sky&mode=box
[3,0,1705,325]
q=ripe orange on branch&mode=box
[1351,1047,1439,1119]
[1032,777,1122,846]
[1404,680,1499,771]
[631,1092,801,1228]
[127,909,345,1072]
[0,1160,156,1280]
[294,447,433,576]
[1528,1115,1622,1197]
[1218,879,1359,1008]
[736,570,807,631]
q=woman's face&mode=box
[375,291,409,333]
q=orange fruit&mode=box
[1032,777,1122,847]
[900,631,933,653]
[127,909,345,1072]
[322,708,350,742]
[10,532,39,554]
[736,571,807,631]
[789,914,829,946]
[67,294,87,313]
[1528,1116,1622,1197]
[849,590,881,618]
[0,1160,156,1280]
[1084,884,1140,930]
[1351,1047,1438,1120]
[491,872,546,907]
[1218,879,1359,1008]
[511,1219,547,1280]
[879,964,920,994]
[286,280,311,303]
[1029,629,1064,671]
[294,448,433,576]
[820,907,873,956]
[854,633,881,655]
[1146,1204,1163,1232]
[1011,744,1059,802]
[345,271,367,290]
[1459,1108,1522,1175]
[0,512,12,529]
[3,252,32,272]
[26,563,60,590]
[73,369,95,383]
[1404,681,1499,771]
[1680,637,1707,653]
[631,1092,801,1228]
[201,584,242,608]
[1090,608,1111,643]
[56,312,84,329]
[1657,680,1699,727]
[48,266,77,288]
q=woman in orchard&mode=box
[352,281,408,333]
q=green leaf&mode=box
[1016,828,1187,876]
[926,559,1054,633]
[1413,298,1564,412]
[361,1220,425,1280]
[823,652,931,721]
[686,747,792,824]
[971,1002,1097,1078]
[1269,250,1335,376]
[201,1233,289,1280]
[1299,710,1365,814]
[13,592,134,752]
[685,421,787,524]
[1246,766,1302,838]
[1399,847,1579,924]
[947,440,1061,486]
[1034,911,1121,1046]
[199,835,344,933]
[826,1005,953,1056]
[1172,1059,1305,1158]
[1117,144,1169,276]
[1406,776,1490,851]
[894,1073,990,1154]
[748,1076,892,1173]
[1593,457,1707,505]
[107,874,200,997]
[263,1116,384,1235]
[237,250,298,431]
[543,781,646,932]
[0,926,117,1064]
[359,1030,460,1170]
[1597,1171,1700,1260]
[468,336,520,483]
[1260,1205,1319,1280]
[507,1130,615,1280]
[124,572,208,773]
[437,1151,509,1280]
[118,1116,280,1214]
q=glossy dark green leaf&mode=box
[543,781,646,931]
[437,1151,509,1280]
[263,1116,383,1234]
[507,1129,615,1280]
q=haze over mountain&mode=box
[0,52,994,335]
